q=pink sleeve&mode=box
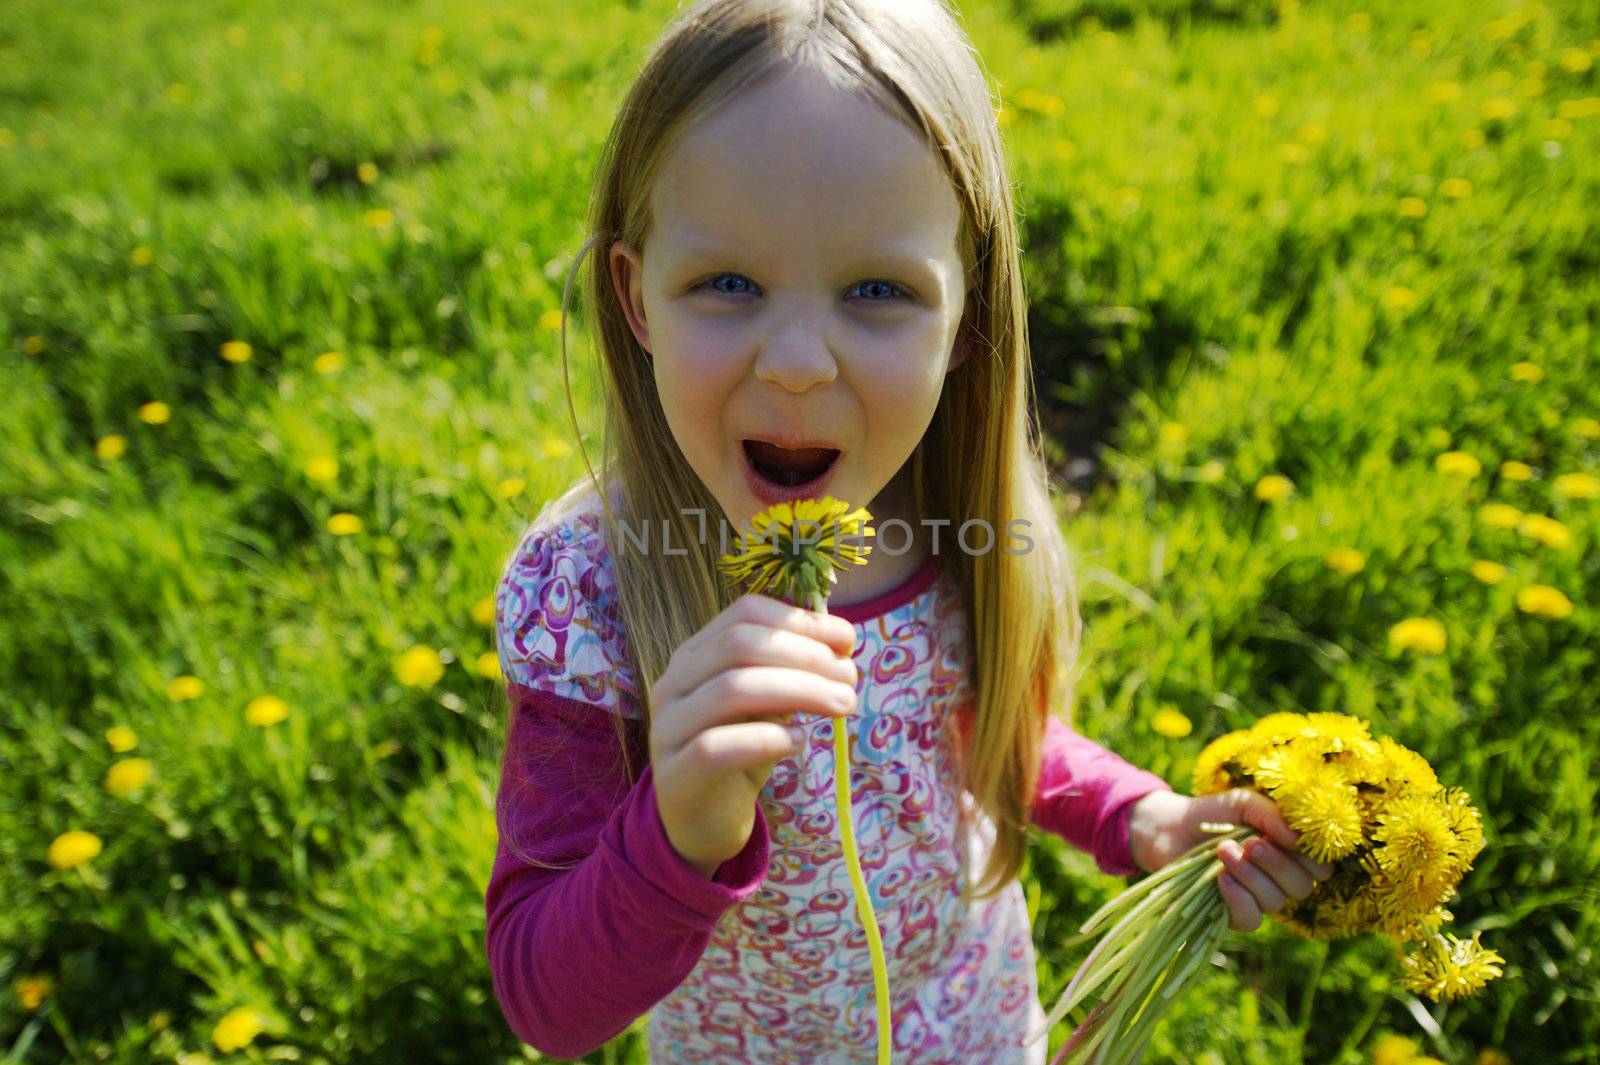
[484,683,770,1058]
[1028,714,1174,877]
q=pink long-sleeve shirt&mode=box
[485,493,1173,1062]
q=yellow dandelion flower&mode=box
[23,334,45,354]
[474,651,502,680]
[1373,793,1455,879]
[395,645,445,687]
[1462,128,1486,149]
[1399,931,1504,1002]
[1388,617,1446,656]
[717,497,874,605]
[219,340,252,363]
[495,477,526,499]
[1575,418,1600,440]
[1296,121,1328,144]
[1425,427,1453,449]
[1252,95,1280,118]
[212,1005,267,1053]
[1518,514,1572,549]
[1425,81,1461,103]
[47,830,103,870]
[1249,743,1322,791]
[1372,1033,1421,1065]
[1545,117,1572,139]
[1398,197,1428,218]
[130,245,153,267]
[356,161,379,184]
[472,596,496,627]
[1553,472,1600,499]
[1197,459,1226,483]
[167,675,204,701]
[1470,560,1507,584]
[303,456,338,482]
[364,208,395,230]
[1479,502,1524,528]
[1191,729,1256,795]
[1277,774,1366,863]
[1158,421,1189,446]
[1382,285,1418,312]
[314,350,345,374]
[16,975,52,1010]
[105,758,153,796]
[1280,142,1311,165]
[539,308,565,332]
[1475,1049,1512,1065]
[327,512,363,535]
[1250,711,1310,742]
[1435,451,1481,477]
[96,435,127,460]
[1481,98,1517,122]
[1375,735,1441,797]
[1562,47,1594,73]
[1498,461,1532,481]
[105,725,137,752]
[244,695,290,727]
[1515,584,1573,619]
[1150,707,1192,738]
[1302,711,1374,754]
[1440,178,1472,198]
[1254,474,1293,502]
[542,437,573,459]
[1324,547,1365,575]
[138,401,171,425]
[1509,360,1543,381]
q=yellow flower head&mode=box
[1382,285,1418,312]
[1276,771,1366,864]
[1469,560,1507,585]
[1475,1049,1512,1065]
[1372,793,1456,885]
[496,477,526,499]
[1509,361,1543,382]
[105,757,153,796]
[16,975,52,1010]
[356,161,379,184]
[364,208,396,230]
[1425,80,1461,103]
[1575,418,1600,440]
[1498,461,1532,481]
[245,695,290,727]
[212,1005,268,1053]
[96,435,127,460]
[130,245,154,267]
[1478,502,1524,529]
[1399,931,1504,1002]
[1324,547,1365,575]
[394,645,445,687]
[1517,514,1572,549]
[1375,735,1441,797]
[47,830,103,870]
[1515,584,1573,620]
[314,350,346,374]
[471,595,496,627]
[1553,472,1600,500]
[1190,729,1255,795]
[1388,617,1446,655]
[1434,451,1481,477]
[1254,474,1293,502]
[474,651,502,680]
[1440,177,1472,199]
[1398,197,1428,218]
[303,456,338,482]
[1372,1033,1421,1065]
[1196,459,1226,483]
[1150,707,1192,738]
[718,497,874,607]
[327,512,363,535]
[105,725,138,752]
[167,675,205,701]
[219,340,252,364]
[138,401,171,425]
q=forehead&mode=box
[648,65,963,268]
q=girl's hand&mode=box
[648,593,859,879]
[1125,789,1334,932]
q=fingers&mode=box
[1237,836,1317,901]
[1216,869,1262,932]
[656,665,857,752]
[683,719,804,773]
[1217,838,1285,927]
[660,595,858,704]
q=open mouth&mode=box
[742,439,842,490]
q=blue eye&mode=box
[694,274,909,301]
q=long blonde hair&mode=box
[522,0,1081,901]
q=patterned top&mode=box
[484,488,1173,1062]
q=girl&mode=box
[486,0,1332,1060]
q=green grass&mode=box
[2,0,1596,1061]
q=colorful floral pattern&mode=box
[497,496,1049,1063]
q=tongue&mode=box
[747,440,836,479]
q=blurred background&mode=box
[2,0,1595,1062]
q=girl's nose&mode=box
[752,323,839,393]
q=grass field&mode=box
[2,0,1596,1062]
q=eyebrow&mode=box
[672,239,944,283]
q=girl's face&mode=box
[608,62,977,538]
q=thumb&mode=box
[1199,788,1300,852]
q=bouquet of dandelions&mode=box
[717,496,894,1065]
[1025,711,1504,1065]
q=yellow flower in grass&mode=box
[1435,451,1481,477]
[16,975,51,1010]
[138,401,170,425]
[1475,1049,1512,1065]
[1479,502,1523,529]
[1498,461,1532,481]
[1324,547,1365,575]
[364,208,395,230]
[1515,584,1573,619]
[327,512,363,535]
[1196,459,1225,483]
[475,651,502,680]
[314,350,345,374]
[1461,128,1486,150]
[1553,472,1600,499]
[212,1006,267,1052]
[219,340,252,363]
[471,596,496,626]
[1398,197,1428,218]
[496,477,526,499]
[245,695,290,727]
[105,758,153,796]
[1509,361,1543,382]
[96,435,127,460]
[1382,285,1418,312]
[303,456,338,482]
[1518,514,1571,549]
[1481,98,1517,122]
[1151,707,1192,738]
[47,830,102,870]
[1424,427,1453,450]
[1470,560,1507,584]
[1388,617,1446,655]
[1190,728,1254,795]
[394,645,445,687]
[130,245,153,267]
[1574,418,1600,440]
[1425,81,1461,103]
[356,161,379,184]
[167,675,204,701]
[1399,931,1505,1003]
[1440,178,1472,199]
[1372,1033,1421,1065]
[105,725,138,752]
[1254,474,1293,502]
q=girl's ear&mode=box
[609,239,652,356]
[947,289,979,372]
